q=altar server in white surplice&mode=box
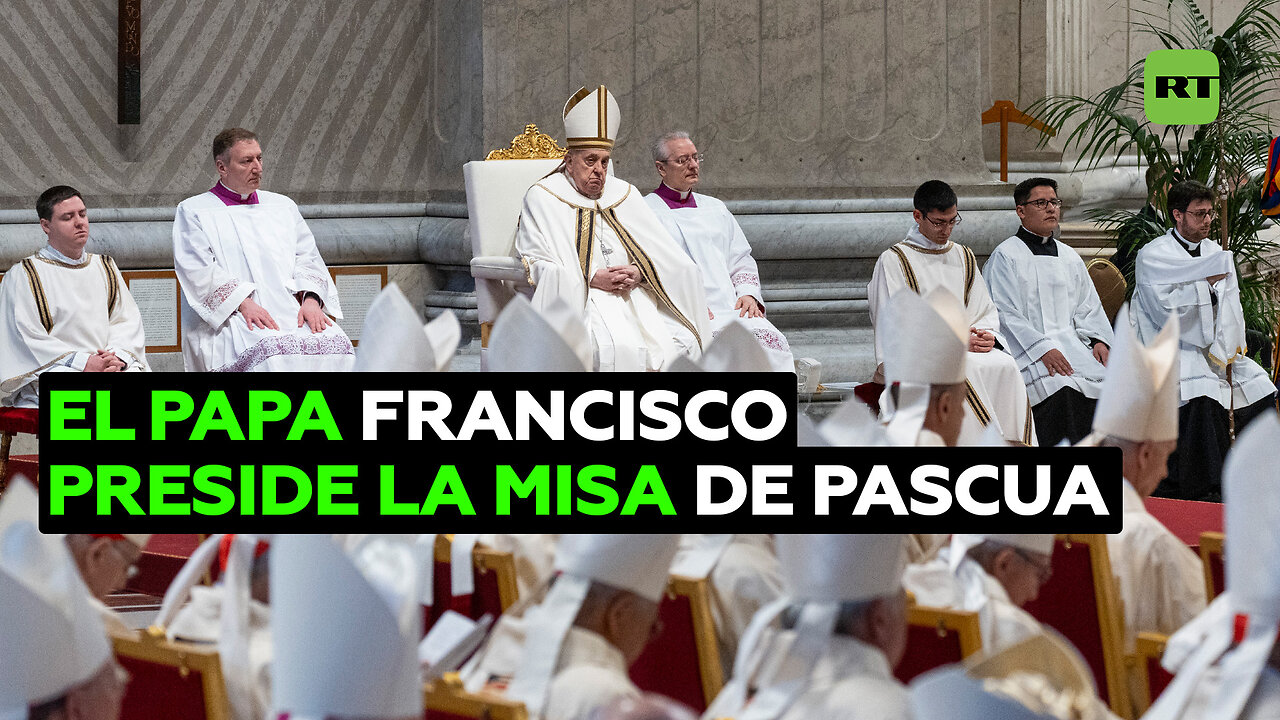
[1077,308,1205,656]
[704,534,911,720]
[0,186,148,407]
[173,127,354,372]
[1143,413,1280,720]
[984,177,1113,446]
[1132,180,1276,501]
[643,131,793,372]
[516,86,709,371]
[869,180,1036,445]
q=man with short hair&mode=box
[706,534,911,720]
[984,177,1114,446]
[173,127,354,372]
[903,534,1056,652]
[0,186,148,407]
[516,87,709,371]
[868,180,1036,445]
[643,131,794,372]
[1,479,126,720]
[1132,179,1276,499]
[461,535,681,720]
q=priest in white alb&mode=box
[173,127,354,372]
[984,178,1113,446]
[0,186,148,407]
[643,131,794,372]
[516,86,710,371]
[868,180,1036,445]
[1132,179,1276,500]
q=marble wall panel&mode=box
[697,0,762,145]
[633,0,700,157]
[824,0,889,146]
[762,1,823,143]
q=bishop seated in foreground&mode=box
[516,86,709,372]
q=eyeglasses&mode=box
[1019,198,1062,210]
[1013,549,1053,584]
[1181,209,1217,221]
[664,152,704,167]
[922,213,962,229]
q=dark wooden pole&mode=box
[118,0,140,124]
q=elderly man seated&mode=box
[643,131,794,372]
[516,86,709,371]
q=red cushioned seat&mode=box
[852,382,885,416]
[112,630,230,720]
[1198,532,1224,602]
[894,605,982,683]
[0,407,38,435]
[423,537,519,638]
[1131,632,1175,715]
[629,576,723,712]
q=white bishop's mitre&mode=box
[779,534,905,603]
[0,479,111,720]
[881,288,968,445]
[506,535,679,715]
[1086,304,1179,444]
[354,282,461,372]
[271,534,423,720]
[563,85,620,150]
[488,294,592,372]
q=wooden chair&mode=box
[464,125,566,368]
[1129,632,1175,716]
[1198,531,1225,602]
[424,671,529,720]
[629,574,724,712]
[425,535,520,635]
[1086,257,1127,324]
[894,604,983,683]
[112,628,232,720]
[0,406,38,495]
[1021,534,1131,720]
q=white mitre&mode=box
[1144,412,1280,720]
[355,282,461,372]
[271,534,423,720]
[880,288,968,445]
[506,535,679,715]
[1081,304,1179,445]
[488,294,591,372]
[563,85,620,150]
[666,321,772,373]
[0,478,112,720]
[948,534,1056,572]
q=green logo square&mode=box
[1144,49,1220,124]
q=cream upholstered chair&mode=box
[464,125,566,368]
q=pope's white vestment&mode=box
[984,233,1113,405]
[902,547,1047,652]
[173,189,354,372]
[869,227,1036,445]
[0,246,149,406]
[643,191,794,372]
[1133,230,1274,409]
[517,173,709,371]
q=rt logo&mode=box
[1144,49,1220,124]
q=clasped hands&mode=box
[83,349,126,372]
[590,264,642,295]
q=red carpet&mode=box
[128,535,203,597]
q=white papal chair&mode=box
[464,125,567,369]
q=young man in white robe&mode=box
[868,180,1036,445]
[173,127,354,372]
[460,535,680,720]
[0,186,148,407]
[704,534,911,720]
[902,534,1056,653]
[642,131,794,372]
[515,87,709,372]
[1143,413,1280,720]
[985,178,1114,446]
[1133,179,1276,500]
[1077,307,1205,709]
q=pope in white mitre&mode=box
[516,86,710,371]
[173,128,354,372]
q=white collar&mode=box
[39,243,85,263]
[1171,228,1201,251]
[662,182,692,201]
[219,180,253,201]
[905,225,950,251]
